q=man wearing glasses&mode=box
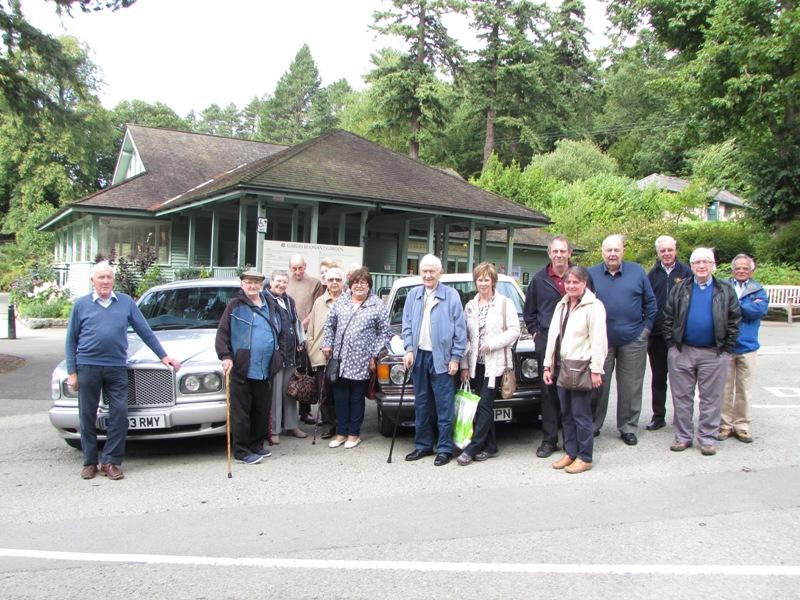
[662,248,741,456]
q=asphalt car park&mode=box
[0,320,798,598]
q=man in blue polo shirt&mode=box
[588,234,657,445]
[662,247,740,455]
[65,261,182,480]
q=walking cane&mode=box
[225,371,232,479]
[387,368,409,464]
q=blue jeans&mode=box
[463,363,498,457]
[412,350,455,454]
[77,365,128,466]
[332,377,368,436]
[558,386,594,462]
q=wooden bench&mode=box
[763,285,800,323]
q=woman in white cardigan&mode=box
[457,262,520,466]
[543,266,608,474]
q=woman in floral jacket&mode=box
[322,268,392,449]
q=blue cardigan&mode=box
[65,292,166,373]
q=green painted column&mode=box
[506,226,515,277]
[210,210,220,267]
[310,204,319,243]
[255,200,266,273]
[187,215,196,267]
[237,201,247,268]
[467,220,475,272]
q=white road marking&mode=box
[763,387,800,398]
[1,549,799,576]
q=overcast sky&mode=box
[23,0,609,117]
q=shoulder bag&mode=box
[554,303,592,391]
[325,301,364,384]
[500,298,517,399]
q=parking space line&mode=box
[1,549,799,577]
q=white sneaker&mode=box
[344,438,361,449]
[328,437,345,448]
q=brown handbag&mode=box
[499,299,517,399]
[556,358,592,391]
[287,370,318,404]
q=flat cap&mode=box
[239,269,266,280]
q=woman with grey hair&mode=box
[265,268,307,444]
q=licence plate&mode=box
[129,415,166,429]
[493,407,512,422]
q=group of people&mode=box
[65,236,768,479]
[525,234,767,473]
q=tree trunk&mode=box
[410,109,420,160]
[482,22,500,169]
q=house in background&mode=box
[637,173,749,221]
[39,125,550,296]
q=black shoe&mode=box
[593,429,600,437]
[621,432,638,446]
[320,428,334,440]
[535,441,557,458]
[433,453,452,466]
[646,418,666,431]
[405,449,434,461]
[300,414,316,425]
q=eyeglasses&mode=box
[691,260,715,265]
[350,281,369,287]
[326,277,342,282]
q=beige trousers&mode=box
[721,352,757,433]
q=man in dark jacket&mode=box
[663,248,741,456]
[523,235,573,458]
[646,235,692,430]
[216,269,281,465]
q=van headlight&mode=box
[180,372,223,394]
[390,364,409,385]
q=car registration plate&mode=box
[128,415,166,429]
[493,407,512,422]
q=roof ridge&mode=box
[126,123,289,148]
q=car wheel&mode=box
[378,407,396,438]
[65,439,82,450]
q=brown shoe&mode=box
[718,428,732,441]
[734,430,753,443]
[100,463,124,480]
[552,454,574,470]
[289,428,308,439]
[670,440,692,452]
[565,458,593,474]
[270,435,280,445]
[700,445,717,456]
[80,464,98,480]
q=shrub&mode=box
[529,139,618,184]
[12,280,72,319]
[755,218,800,265]
[136,265,163,298]
[174,266,212,280]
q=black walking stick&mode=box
[387,368,410,464]
[225,371,232,479]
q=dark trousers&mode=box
[463,363,499,457]
[558,386,594,462]
[77,365,128,467]
[313,367,336,431]
[647,334,669,420]
[230,376,271,460]
[536,340,561,445]
[332,377,368,436]
[412,350,455,454]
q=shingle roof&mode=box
[637,173,747,208]
[159,129,549,224]
[451,227,556,247]
[77,125,287,211]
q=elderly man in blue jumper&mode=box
[65,262,182,480]
[662,247,740,455]
[402,254,467,466]
[588,234,658,445]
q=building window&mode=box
[98,217,171,264]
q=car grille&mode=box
[126,368,175,408]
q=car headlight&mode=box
[389,363,408,385]
[60,380,78,398]
[180,372,223,394]
[520,357,538,379]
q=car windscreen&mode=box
[388,281,524,326]
[137,286,238,330]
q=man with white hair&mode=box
[663,248,740,456]
[720,253,769,443]
[402,254,467,466]
[646,235,692,431]
[588,234,657,445]
[65,261,182,480]
[287,253,323,424]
